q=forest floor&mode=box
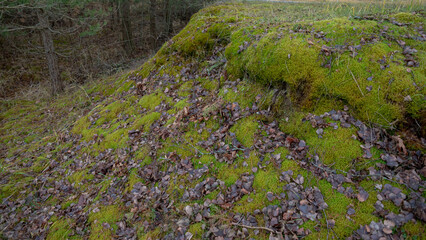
[0,1,425,239]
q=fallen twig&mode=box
[231,222,284,239]
[349,69,365,97]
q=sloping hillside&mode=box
[1,1,425,239]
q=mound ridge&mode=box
[0,2,425,240]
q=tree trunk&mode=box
[165,0,173,38]
[149,0,157,47]
[119,0,133,55]
[37,9,62,96]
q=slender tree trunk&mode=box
[149,0,157,47]
[119,0,133,55]
[37,9,62,96]
[165,0,173,38]
[110,0,115,30]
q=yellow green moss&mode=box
[188,223,204,239]
[391,12,424,23]
[47,218,79,240]
[402,221,425,239]
[139,227,162,240]
[225,15,425,127]
[177,81,193,97]
[88,205,122,240]
[67,170,94,190]
[138,91,172,110]
[126,168,143,192]
[280,112,363,172]
[132,111,161,132]
[230,115,258,148]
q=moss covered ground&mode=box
[0,0,425,239]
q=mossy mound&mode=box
[0,1,425,240]
[197,9,424,130]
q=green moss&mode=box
[402,221,425,239]
[167,99,190,115]
[177,81,193,97]
[99,100,130,123]
[88,205,122,240]
[116,80,134,93]
[200,78,218,91]
[139,227,162,240]
[188,223,203,239]
[225,15,425,128]
[218,152,258,186]
[68,170,94,189]
[132,111,161,132]
[280,112,363,172]
[253,169,282,193]
[31,156,49,173]
[72,115,91,135]
[138,91,171,110]
[193,155,215,169]
[134,145,152,167]
[169,18,232,57]
[230,115,258,148]
[158,139,194,159]
[47,218,78,240]
[61,198,78,210]
[96,128,129,151]
[126,168,143,192]
[391,12,424,23]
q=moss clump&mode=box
[217,152,258,186]
[391,12,424,23]
[225,16,425,128]
[67,170,94,190]
[167,99,190,115]
[47,218,77,240]
[169,17,232,57]
[230,115,258,148]
[280,112,363,172]
[138,91,171,110]
[132,111,161,132]
[134,145,152,167]
[177,81,193,97]
[88,205,122,240]
[188,223,203,239]
[139,227,162,240]
[126,168,143,192]
[193,155,215,169]
[95,128,129,151]
[98,100,130,123]
[31,156,49,173]
[71,115,91,135]
[402,221,424,239]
